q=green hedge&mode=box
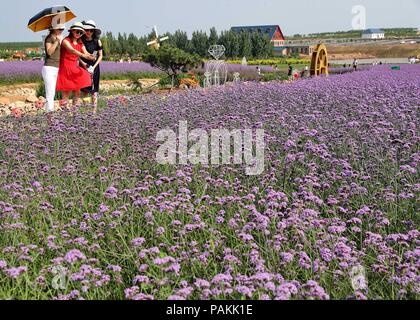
[226,58,310,66]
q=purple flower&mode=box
[195,279,210,288]
[235,286,253,297]
[64,249,87,264]
[32,181,42,189]
[280,252,294,264]
[356,206,370,216]
[99,204,110,213]
[156,227,165,236]
[212,274,233,284]
[133,275,149,284]
[104,187,118,199]
[153,256,175,265]
[303,280,330,300]
[107,265,122,272]
[4,266,27,278]
[328,225,346,234]
[320,248,333,262]
[131,237,146,247]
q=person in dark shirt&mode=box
[80,20,103,114]
[288,63,293,79]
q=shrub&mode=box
[142,46,202,87]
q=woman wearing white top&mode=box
[42,23,65,119]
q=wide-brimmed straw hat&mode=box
[69,22,86,33]
[82,20,102,37]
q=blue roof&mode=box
[231,25,281,39]
[363,28,384,34]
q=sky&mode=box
[1,0,419,42]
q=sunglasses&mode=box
[86,30,94,33]
[72,30,84,35]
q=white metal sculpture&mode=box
[233,72,241,84]
[204,72,212,89]
[205,45,228,87]
[147,25,169,49]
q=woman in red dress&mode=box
[56,22,95,109]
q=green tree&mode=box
[170,30,190,52]
[142,45,202,87]
[251,32,272,58]
[240,32,252,58]
[102,32,116,56]
[127,33,138,58]
[137,35,149,54]
[117,33,127,57]
[250,32,260,58]
[208,27,219,45]
[191,30,209,57]
[219,30,240,58]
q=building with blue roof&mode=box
[231,25,287,55]
[362,29,385,39]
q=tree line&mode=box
[101,27,273,59]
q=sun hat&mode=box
[69,22,86,33]
[82,20,102,37]
[50,23,66,30]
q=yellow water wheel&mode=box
[310,44,329,76]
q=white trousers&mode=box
[41,66,59,112]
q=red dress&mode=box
[56,37,92,91]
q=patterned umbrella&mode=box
[27,6,76,32]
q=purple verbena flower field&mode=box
[0,61,162,83]
[0,65,419,300]
[0,61,276,84]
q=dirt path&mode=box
[0,80,132,95]
[0,80,136,104]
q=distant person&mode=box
[56,22,95,109]
[288,63,293,79]
[353,58,358,71]
[81,20,103,114]
[42,23,65,119]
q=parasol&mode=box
[28,6,76,32]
